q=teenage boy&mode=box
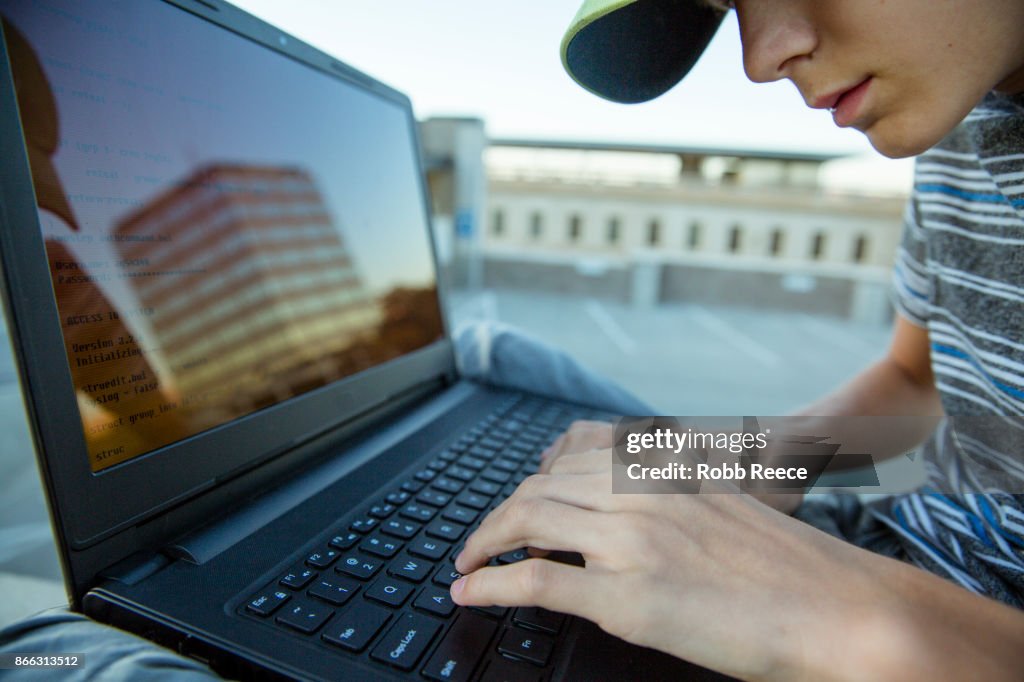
[450,1,1024,680]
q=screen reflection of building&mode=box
[113,164,380,425]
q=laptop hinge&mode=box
[98,551,172,586]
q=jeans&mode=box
[0,322,654,680]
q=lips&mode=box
[810,78,873,127]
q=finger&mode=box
[538,433,565,468]
[451,558,605,624]
[455,497,608,573]
[537,449,558,474]
[539,421,612,473]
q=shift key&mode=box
[422,612,498,682]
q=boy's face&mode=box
[731,0,1024,158]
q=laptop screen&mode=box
[3,1,445,472]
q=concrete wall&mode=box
[482,181,903,323]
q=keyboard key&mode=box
[426,519,467,542]
[360,533,403,558]
[336,554,382,580]
[480,655,544,682]
[276,597,333,635]
[370,612,442,670]
[439,449,459,461]
[513,607,566,635]
[329,532,360,550]
[443,506,478,525]
[479,437,504,451]
[433,477,464,494]
[246,589,289,616]
[417,489,451,507]
[492,458,520,473]
[322,601,391,652]
[381,519,420,539]
[415,468,437,482]
[386,490,412,505]
[365,577,415,607]
[427,457,449,471]
[400,503,436,522]
[280,566,317,590]
[306,548,340,568]
[413,585,457,618]
[401,479,425,494]
[421,612,497,682]
[408,537,450,561]
[445,465,476,482]
[470,605,508,619]
[350,517,378,533]
[469,445,497,460]
[481,468,512,484]
[308,577,359,606]
[368,503,396,519]
[387,554,431,583]
[470,480,501,497]
[433,564,463,588]
[498,628,554,666]
[498,548,529,564]
[456,491,490,510]
[456,455,487,471]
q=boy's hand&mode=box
[451,450,892,681]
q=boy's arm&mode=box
[754,314,943,513]
[793,314,943,420]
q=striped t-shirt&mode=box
[884,90,1024,606]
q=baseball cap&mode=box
[561,0,727,104]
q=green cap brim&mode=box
[561,0,726,104]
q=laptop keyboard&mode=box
[238,394,605,681]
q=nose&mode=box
[737,2,818,83]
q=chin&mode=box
[863,106,975,159]
[864,126,936,159]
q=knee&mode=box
[453,320,521,381]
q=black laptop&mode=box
[0,1,730,679]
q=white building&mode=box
[421,121,908,325]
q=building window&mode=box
[530,212,543,240]
[607,216,621,244]
[568,214,582,242]
[687,220,701,249]
[852,235,868,263]
[728,224,742,253]
[769,228,783,256]
[647,219,661,246]
[492,209,505,236]
[810,231,826,259]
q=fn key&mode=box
[422,612,498,682]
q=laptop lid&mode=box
[0,0,455,596]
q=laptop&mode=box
[0,1,731,679]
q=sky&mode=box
[229,1,914,192]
